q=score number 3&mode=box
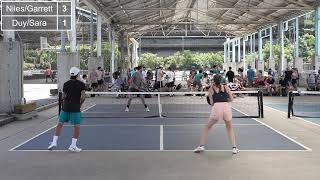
[63,5,67,12]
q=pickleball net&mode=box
[59,91,263,119]
[288,91,320,118]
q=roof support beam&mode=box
[97,7,314,11]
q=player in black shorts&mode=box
[125,66,150,112]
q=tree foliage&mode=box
[138,50,224,70]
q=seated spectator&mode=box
[279,76,287,96]
[265,75,276,95]
[254,71,265,87]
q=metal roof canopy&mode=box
[79,0,320,37]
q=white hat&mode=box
[70,67,80,76]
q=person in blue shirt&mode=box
[247,66,255,87]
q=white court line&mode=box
[265,104,320,128]
[160,125,163,150]
[9,121,57,151]
[9,104,97,151]
[63,123,264,127]
[82,104,97,112]
[233,107,312,151]
[10,149,310,152]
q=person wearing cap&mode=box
[48,67,86,152]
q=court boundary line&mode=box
[10,149,310,152]
[264,104,320,128]
[9,104,97,151]
[63,124,264,127]
[233,107,312,151]
[9,125,56,151]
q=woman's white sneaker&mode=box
[193,146,205,153]
[232,147,239,154]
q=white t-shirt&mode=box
[156,69,163,82]
[96,70,103,80]
[142,70,147,80]
[166,71,175,83]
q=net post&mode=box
[58,91,62,115]
[157,92,162,118]
[288,91,293,118]
[258,91,264,118]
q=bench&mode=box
[12,102,38,121]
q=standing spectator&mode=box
[284,67,293,87]
[291,68,299,90]
[154,66,164,91]
[193,69,203,93]
[96,67,104,91]
[226,67,235,83]
[89,68,98,93]
[141,66,147,80]
[165,67,175,94]
[187,68,196,91]
[247,66,255,87]
[45,67,53,83]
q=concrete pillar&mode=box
[280,21,286,73]
[109,25,115,74]
[224,42,227,63]
[315,6,320,71]
[243,36,247,72]
[269,27,275,70]
[57,0,79,90]
[0,37,24,113]
[70,0,77,53]
[60,31,66,52]
[139,36,142,57]
[250,34,253,67]
[119,32,126,78]
[227,38,230,62]
[57,53,80,91]
[238,38,241,63]
[253,33,256,70]
[258,30,264,72]
[97,15,102,58]
[232,40,236,63]
[90,10,94,57]
[3,31,15,42]
[294,17,303,73]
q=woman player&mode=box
[194,74,239,154]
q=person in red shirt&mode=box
[45,67,53,83]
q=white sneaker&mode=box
[125,107,129,112]
[193,146,205,153]
[48,142,57,150]
[68,146,82,152]
[146,107,150,112]
[232,147,239,154]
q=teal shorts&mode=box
[59,111,82,125]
